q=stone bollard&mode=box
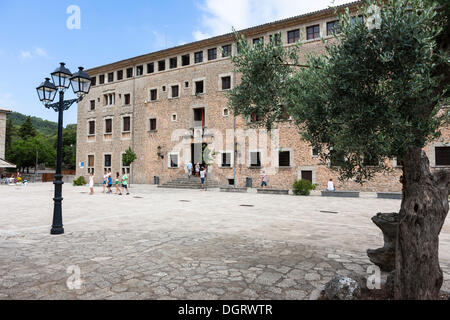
[367,212,399,272]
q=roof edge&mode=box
[86,1,361,75]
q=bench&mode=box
[377,192,402,200]
[220,187,248,193]
[321,191,360,198]
[257,188,289,195]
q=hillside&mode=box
[7,112,60,136]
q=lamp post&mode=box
[36,62,91,235]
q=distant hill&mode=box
[7,112,75,137]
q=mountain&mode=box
[7,112,61,137]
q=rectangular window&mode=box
[306,25,320,40]
[158,60,166,71]
[435,147,450,166]
[253,37,264,45]
[222,44,232,57]
[330,150,346,167]
[149,118,157,131]
[170,154,179,168]
[126,68,133,78]
[301,171,313,183]
[117,70,123,81]
[105,119,112,134]
[123,116,131,132]
[170,57,177,69]
[351,15,364,24]
[195,80,204,94]
[312,147,319,157]
[182,54,190,66]
[221,76,231,90]
[136,65,143,76]
[88,155,95,174]
[147,62,154,74]
[279,151,290,167]
[208,48,217,60]
[250,152,261,167]
[270,33,282,45]
[90,100,95,111]
[287,29,300,44]
[222,152,231,167]
[194,51,203,63]
[171,85,179,98]
[104,154,111,168]
[88,121,95,135]
[327,20,340,36]
[124,94,131,105]
[150,89,158,101]
[99,74,105,84]
[108,72,114,82]
[363,154,379,166]
[91,76,96,86]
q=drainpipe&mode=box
[131,64,136,185]
[232,47,237,188]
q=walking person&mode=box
[200,167,206,190]
[89,172,95,195]
[107,173,113,194]
[122,169,130,195]
[187,161,193,179]
[102,169,108,194]
[115,172,122,195]
[261,171,268,188]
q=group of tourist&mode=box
[88,169,129,196]
[186,161,208,189]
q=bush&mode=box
[293,179,316,196]
[73,176,87,186]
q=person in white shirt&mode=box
[187,161,193,178]
[200,168,206,189]
[89,172,95,195]
[327,179,336,191]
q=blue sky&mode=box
[0,0,352,126]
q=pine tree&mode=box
[19,116,37,140]
[5,118,15,161]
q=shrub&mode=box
[73,176,87,186]
[293,179,316,196]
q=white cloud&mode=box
[193,0,355,41]
[19,47,49,60]
[20,50,32,59]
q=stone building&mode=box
[0,107,16,172]
[76,2,449,191]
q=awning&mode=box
[0,158,16,168]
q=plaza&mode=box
[0,183,449,300]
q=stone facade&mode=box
[0,108,10,160]
[75,2,449,192]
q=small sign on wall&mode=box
[79,162,84,168]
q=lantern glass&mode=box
[70,67,91,94]
[36,78,57,103]
[51,62,72,89]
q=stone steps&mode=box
[158,177,219,189]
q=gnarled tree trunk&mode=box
[394,147,449,299]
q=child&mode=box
[89,172,95,195]
[115,172,122,195]
[122,169,130,195]
[107,174,113,194]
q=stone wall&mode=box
[0,111,6,160]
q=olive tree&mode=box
[228,0,449,299]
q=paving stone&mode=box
[255,272,282,286]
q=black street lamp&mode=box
[36,62,91,235]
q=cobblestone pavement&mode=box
[1,184,449,300]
